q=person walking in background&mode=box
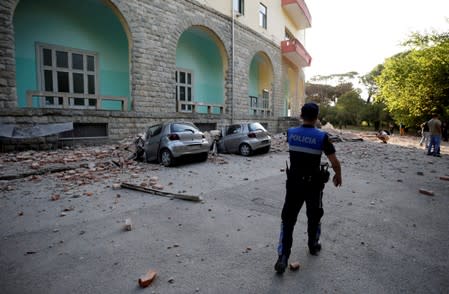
[399,122,405,136]
[427,114,442,157]
[419,121,430,148]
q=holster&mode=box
[286,162,329,185]
[319,163,330,184]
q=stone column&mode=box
[0,0,17,109]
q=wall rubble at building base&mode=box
[0,109,299,150]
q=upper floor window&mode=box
[259,3,267,29]
[233,0,245,15]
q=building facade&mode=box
[0,0,312,140]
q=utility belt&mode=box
[286,162,330,184]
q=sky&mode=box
[303,0,449,81]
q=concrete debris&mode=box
[322,123,364,142]
[289,262,301,271]
[112,183,121,190]
[50,194,60,201]
[125,218,132,231]
[138,270,157,288]
[168,277,175,284]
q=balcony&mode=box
[26,90,128,111]
[281,38,312,67]
[282,0,312,29]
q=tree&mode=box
[375,30,449,126]
[305,82,354,105]
[334,90,365,126]
[360,101,390,130]
[360,64,384,103]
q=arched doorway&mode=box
[248,51,273,115]
[13,0,131,110]
[175,26,228,114]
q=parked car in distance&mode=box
[217,122,271,156]
[143,122,210,166]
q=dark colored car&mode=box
[217,122,271,156]
[144,122,210,166]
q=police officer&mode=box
[275,102,342,274]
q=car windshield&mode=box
[171,123,198,133]
[248,122,266,132]
[147,124,162,137]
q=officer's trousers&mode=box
[277,176,324,258]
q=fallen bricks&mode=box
[138,270,157,288]
[289,261,301,271]
[0,162,89,180]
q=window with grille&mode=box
[175,70,193,112]
[262,89,269,108]
[37,43,98,108]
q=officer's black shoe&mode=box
[308,242,322,256]
[274,255,288,274]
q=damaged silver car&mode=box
[144,122,210,166]
[217,122,271,156]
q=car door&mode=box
[145,124,163,161]
[223,124,243,153]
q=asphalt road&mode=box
[1,140,448,293]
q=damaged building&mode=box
[0,0,312,145]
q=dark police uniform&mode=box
[277,124,336,259]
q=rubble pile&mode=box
[269,133,288,152]
[0,139,148,184]
[321,123,364,142]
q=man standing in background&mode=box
[427,113,442,157]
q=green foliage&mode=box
[305,82,354,105]
[360,64,384,103]
[375,30,449,126]
[335,90,365,126]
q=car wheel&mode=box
[239,143,252,156]
[159,149,174,167]
[261,145,271,154]
[145,151,151,163]
[198,152,209,162]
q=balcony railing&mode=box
[281,38,312,67]
[26,90,128,111]
[282,0,312,29]
[249,95,272,117]
[177,100,224,114]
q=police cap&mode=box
[301,102,319,120]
